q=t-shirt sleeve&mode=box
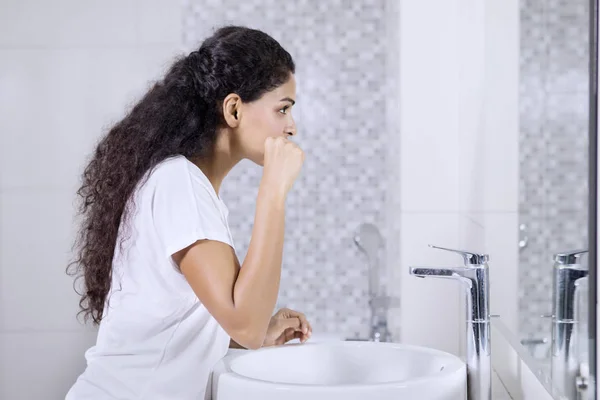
[151,171,234,259]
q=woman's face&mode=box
[234,74,297,166]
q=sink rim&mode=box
[223,341,466,389]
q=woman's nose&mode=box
[286,121,297,137]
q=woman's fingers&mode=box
[285,327,296,343]
[293,331,304,343]
[273,308,312,343]
[282,309,310,335]
[276,316,301,332]
[277,318,312,344]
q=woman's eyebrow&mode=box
[280,97,296,105]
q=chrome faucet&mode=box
[550,249,589,400]
[409,245,491,400]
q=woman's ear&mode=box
[222,93,241,128]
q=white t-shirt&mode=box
[66,155,236,400]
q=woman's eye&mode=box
[279,106,290,115]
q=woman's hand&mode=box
[262,308,312,347]
[261,136,305,199]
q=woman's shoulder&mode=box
[151,155,188,176]
[145,155,216,199]
[146,155,196,186]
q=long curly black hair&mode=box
[67,25,295,325]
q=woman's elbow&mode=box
[226,321,266,350]
[244,338,263,350]
[231,329,264,350]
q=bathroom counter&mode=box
[493,369,513,399]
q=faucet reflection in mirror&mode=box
[550,250,589,400]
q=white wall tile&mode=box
[398,212,462,355]
[0,0,138,48]
[398,0,460,213]
[482,0,519,213]
[481,115,519,213]
[0,191,85,331]
[457,128,486,214]
[399,130,460,212]
[82,46,182,144]
[458,213,486,252]
[136,0,182,45]
[457,0,519,214]
[0,330,97,400]
[456,0,486,214]
[0,48,95,190]
[0,46,181,190]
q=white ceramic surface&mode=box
[210,341,466,400]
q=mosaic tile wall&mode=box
[181,0,397,339]
[519,0,589,341]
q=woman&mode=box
[66,25,311,400]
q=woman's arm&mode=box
[174,184,286,350]
[175,137,303,350]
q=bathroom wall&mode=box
[518,0,590,341]
[0,1,182,398]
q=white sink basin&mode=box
[211,341,466,400]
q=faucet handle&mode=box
[553,249,588,265]
[429,244,489,266]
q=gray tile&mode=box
[545,0,589,93]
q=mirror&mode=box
[516,0,596,399]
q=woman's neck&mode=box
[191,131,241,197]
